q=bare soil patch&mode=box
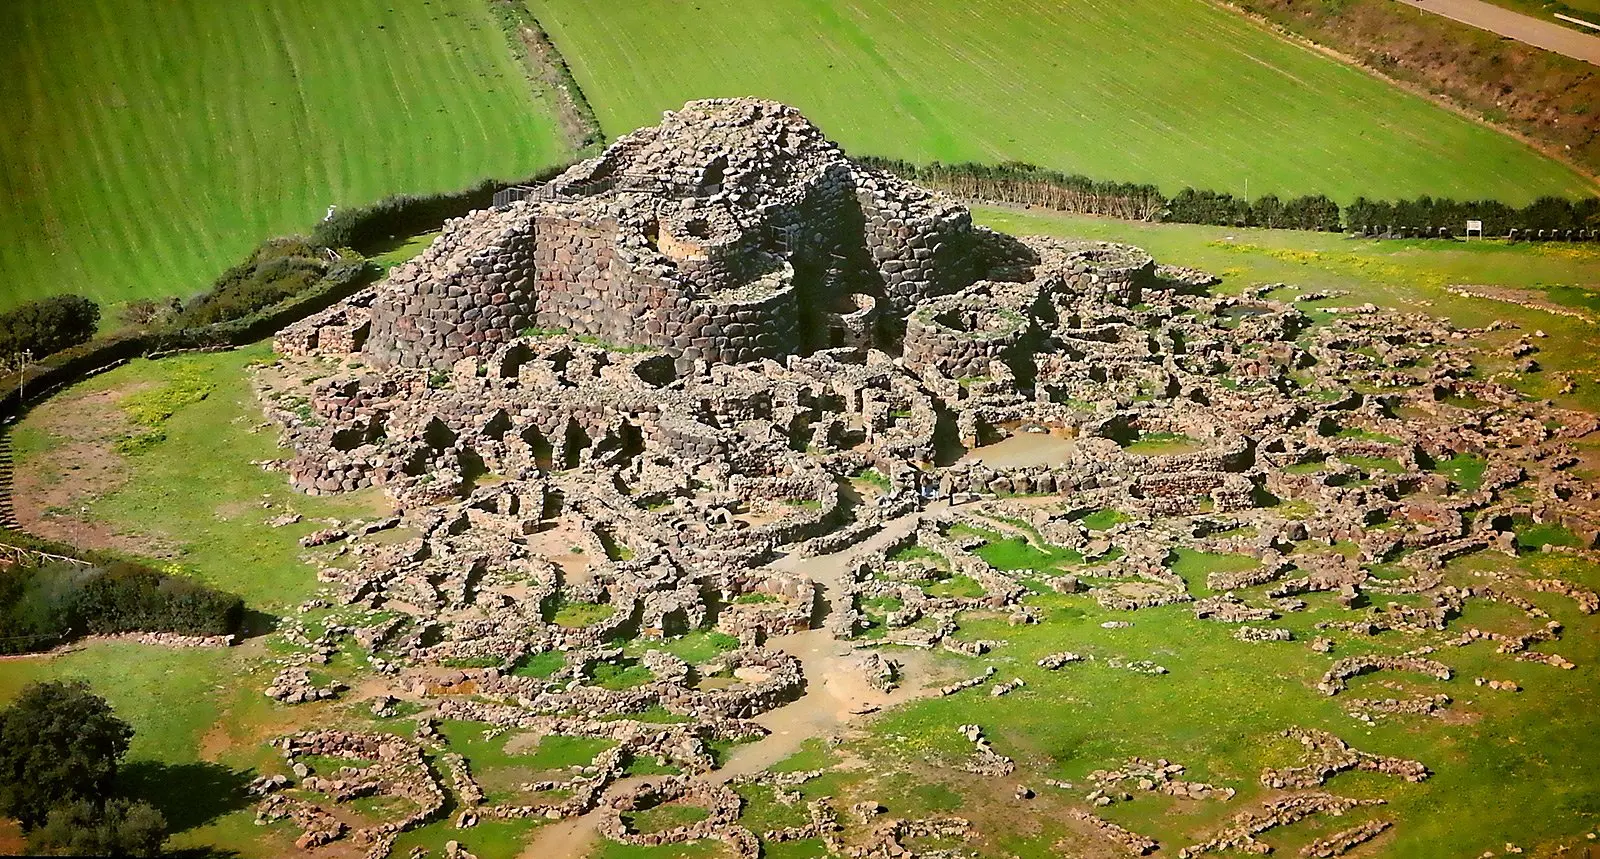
[12,384,169,556]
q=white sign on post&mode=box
[1466,219,1483,240]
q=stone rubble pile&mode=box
[957,724,1015,776]
[1068,809,1158,855]
[1179,793,1388,857]
[1088,758,1235,803]
[1299,818,1393,857]
[1259,728,1429,788]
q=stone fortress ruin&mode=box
[256,99,1600,859]
[351,99,985,372]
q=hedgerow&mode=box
[0,560,243,654]
[311,163,571,251]
[859,157,1599,237]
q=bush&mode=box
[176,238,331,327]
[28,797,167,857]
[74,562,243,637]
[0,295,100,364]
[1167,188,1252,226]
[119,298,181,328]
[0,561,243,655]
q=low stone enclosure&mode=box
[247,99,1600,858]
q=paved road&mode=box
[1399,0,1600,65]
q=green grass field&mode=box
[0,0,570,312]
[528,0,1594,204]
[858,555,1600,858]
[12,343,390,610]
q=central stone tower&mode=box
[362,99,989,371]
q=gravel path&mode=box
[1399,0,1600,65]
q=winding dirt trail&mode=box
[518,506,941,858]
[715,507,939,780]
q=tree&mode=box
[0,680,132,829]
[0,295,100,364]
[1251,194,1285,229]
[28,797,167,857]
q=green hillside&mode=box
[529,0,1594,205]
[0,0,570,310]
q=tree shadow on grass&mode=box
[238,607,280,639]
[118,760,254,834]
[166,847,243,859]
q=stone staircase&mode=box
[0,429,18,531]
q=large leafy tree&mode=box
[0,680,133,829]
[0,295,99,364]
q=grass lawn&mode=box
[1342,454,1406,474]
[1513,517,1586,551]
[1120,431,1206,456]
[512,650,568,679]
[1167,548,1259,595]
[625,803,711,833]
[0,0,570,311]
[853,560,1600,857]
[529,0,1592,204]
[1075,508,1129,531]
[368,231,443,273]
[1433,454,1488,493]
[391,820,538,859]
[971,531,1085,573]
[628,631,741,665]
[11,343,391,611]
[551,599,616,628]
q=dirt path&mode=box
[1399,0,1600,64]
[716,507,940,780]
[516,507,941,858]
[521,817,600,859]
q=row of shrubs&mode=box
[1166,188,1342,231]
[860,157,1600,236]
[856,157,1168,221]
[1343,194,1600,235]
[312,162,572,250]
[0,254,375,419]
[0,559,243,654]
[0,242,369,375]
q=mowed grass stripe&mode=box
[530,0,1594,204]
[0,0,569,311]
